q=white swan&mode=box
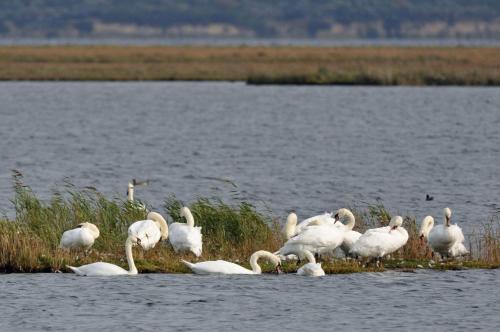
[297,250,325,277]
[182,250,281,275]
[128,212,169,250]
[350,216,408,263]
[60,222,100,250]
[333,208,362,255]
[169,207,203,257]
[67,236,139,276]
[419,208,468,258]
[277,221,345,260]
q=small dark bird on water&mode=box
[426,194,434,201]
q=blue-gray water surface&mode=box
[0,82,500,331]
[0,82,499,228]
[1,270,499,331]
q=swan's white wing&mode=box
[297,263,325,277]
[295,213,335,233]
[67,262,128,276]
[60,228,95,249]
[169,223,203,256]
[128,219,161,250]
[182,260,253,274]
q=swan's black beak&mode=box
[275,263,282,274]
[419,234,425,245]
[334,213,340,223]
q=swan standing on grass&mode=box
[67,235,139,276]
[60,222,100,250]
[419,208,468,259]
[277,220,345,260]
[128,212,169,250]
[333,208,362,255]
[169,207,203,257]
[350,216,408,266]
[297,250,325,277]
[182,250,281,275]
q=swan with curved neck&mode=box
[67,236,138,276]
[297,249,325,277]
[333,208,362,255]
[419,208,468,258]
[350,216,408,264]
[169,206,203,257]
[182,250,281,275]
[60,222,100,250]
[128,211,169,251]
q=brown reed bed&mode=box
[0,174,498,274]
[0,46,499,85]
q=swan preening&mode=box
[297,250,325,277]
[169,206,203,257]
[419,208,468,258]
[280,208,361,259]
[128,212,169,250]
[350,216,409,264]
[67,235,138,276]
[60,222,100,250]
[182,250,281,275]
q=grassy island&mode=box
[0,46,499,85]
[1,173,498,274]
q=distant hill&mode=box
[1,0,499,39]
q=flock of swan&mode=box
[61,181,468,277]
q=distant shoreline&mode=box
[1,45,499,85]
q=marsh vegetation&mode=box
[1,174,498,274]
[0,46,499,85]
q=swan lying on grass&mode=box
[182,250,281,275]
[169,206,203,257]
[67,235,139,276]
[419,208,468,259]
[297,249,325,277]
[350,216,408,265]
[60,222,100,251]
[128,211,169,250]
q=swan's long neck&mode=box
[127,184,134,202]
[148,212,169,240]
[284,213,297,240]
[125,236,138,275]
[419,216,434,238]
[183,207,195,227]
[343,210,355,230]
[249,250,279,274]
[303,250,316,264]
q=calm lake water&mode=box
[0,82,499,330]
[0,82,499,228]
[1,270,499,331]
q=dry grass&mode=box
[0,46,499,85]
